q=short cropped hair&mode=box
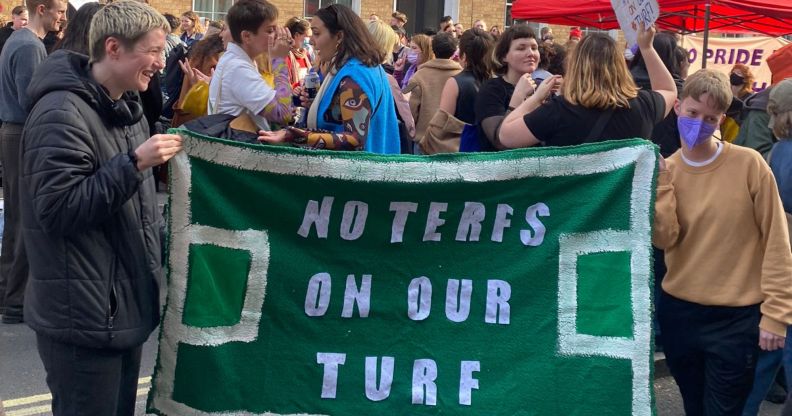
[391,11,407,24]
[11,5,27,15]
[226,0,278,44]
[432,32,457,59]
[25,0,55,13]
[681,69,733,113]
[88,0,169,63]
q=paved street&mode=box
[0,321,785,415]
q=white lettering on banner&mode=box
[305,273,332,317]
[317,353,346,398]
[412,359,438,406]
[298,196,334,238]
[491,204,513,243]
[485,280,511,325]
[445,279,473,322]
[407,277,433,321]
[365,356,394,401]
[340,201,368,241]
[342,274,372,318]
[423,202,449,242]
[298,198,551,246]
[455,202,486,242]
[520,203,550,246]
[459,361,481,406]
[389,201,418,243]
[318,357,482,406]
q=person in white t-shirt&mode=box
[207,0,293,130]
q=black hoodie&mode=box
[21,50,163,350]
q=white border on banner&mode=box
[149,136,656,416]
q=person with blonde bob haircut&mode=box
[367,18,415,151]
[20,1,182,414]
[499,25,677,147]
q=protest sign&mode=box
[682,35,790,91]
[612,0,660,46]
[148,131,658,415]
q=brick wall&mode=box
[360,0,393,23]
[458,0,506,30]
[150,0,192,18]
[271,0,303,23]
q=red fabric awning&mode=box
[511,0,792,36]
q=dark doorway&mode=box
[396,0,444,36]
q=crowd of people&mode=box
[0,0,792,414]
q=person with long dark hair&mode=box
[259,4,399,153]
[438,28,495,126]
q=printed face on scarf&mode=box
[311,17,340,64]
[503,37,539,75]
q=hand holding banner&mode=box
[148,131,658,415]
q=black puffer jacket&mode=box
[20,50,163,350]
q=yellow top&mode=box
[653,142,792,336]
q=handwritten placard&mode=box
[612,0,660,46]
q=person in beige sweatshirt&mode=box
[653,69,792,416]
[403,32,461,152]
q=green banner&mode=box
[148,131,658,416]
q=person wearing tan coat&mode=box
[403,32,461,150]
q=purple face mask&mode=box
[678,116,717,148]
[406,51,418,65]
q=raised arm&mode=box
[637,23,676,117]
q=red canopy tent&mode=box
[511,0,792,36]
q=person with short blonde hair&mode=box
[654,69,792,415]
[20,1,183,414]
[89,0,168,62]
[367,18,398,65]
[368,18,416,151]
[498,25,677,148]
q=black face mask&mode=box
[730,73,745,86]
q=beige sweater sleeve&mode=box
[405,80,421,124]
[753,169,792,336]
[652,170,680,250]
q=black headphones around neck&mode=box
[95,85,144,127]
[109,97,144,127]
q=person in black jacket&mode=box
[0,6,28,54]
[19,2,182,414]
